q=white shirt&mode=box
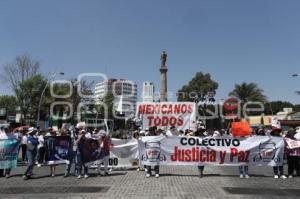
[38,135,44,148]
[22,135,28,144]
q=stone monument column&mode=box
[160,51,168,102]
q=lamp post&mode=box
[36,72,64,127]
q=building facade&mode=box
[95,78,137,118]
[142,82,155,102]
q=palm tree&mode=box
[229,82,267,102]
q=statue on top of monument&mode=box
[160,51,167,67]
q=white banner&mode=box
[89,138,138,168]
[138,136,284,167]
[136,102,197,131]
[285,138,300,149]
[110,138,139,167]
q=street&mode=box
[0,164,299,199]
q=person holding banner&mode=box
[64,127,76,178]
[45,130,57,177]
[145,126,160,178]
[271,129,287,179]
[23,127,39,180]
[97,130,111,176]
[194,127,205,178]
[0,125,20,178]
[134,130,147,172]
[285,128,300,178]
[75,129,89,179]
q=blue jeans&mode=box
[64,151,76,176]
[239,166,249,175]
[24,149,36,176]
[75,152,88,176]
[273,166,284,176]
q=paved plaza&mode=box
[0,164,299,199]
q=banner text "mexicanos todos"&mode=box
[137,103,196,128]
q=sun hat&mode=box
[27,127,37,135]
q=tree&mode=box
[15,74,47,122]
[1,54,40,91]
[294,104,300,112]
[177,72,218,102]
[229,82,267,102]
[94,93,115,119]
[0,95,17,114]
[0,54,41,123]
[264,101,294,115]
[46,79,94,126]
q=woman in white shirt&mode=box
[37,131,45,167]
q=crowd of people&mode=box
[0,123,300,180]
[0,123,111,180]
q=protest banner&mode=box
[138,136,284,166]
[86,138,139,169]
[136,102,197,131]
[285,138,300,149]
[79,138,109,166]
[0,139,19,169]
[45,136,71,165]
[110,138,139,167]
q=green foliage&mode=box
[46,79,93,109]
[264,101,294,115]
[177,72,218,102]
[0,95,17,113]
[46,79,94,125]
[1,54,41,123]
[15,74,47,120]
[94,93,115,119]
[294,104,300,112]
[229,82,267,102]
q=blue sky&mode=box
[1,0,300,103]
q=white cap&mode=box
[76,122,86,129]
[99,130,107,136]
